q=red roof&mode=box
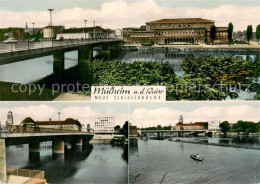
[176,122,207,126]
[21,117,81,127]
[146,18,214,24]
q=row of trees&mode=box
[140,125,172,131]
[90,54,259,100]
[220,120,260,135]
[210,23,260,45]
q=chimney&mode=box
[49,118,52,121]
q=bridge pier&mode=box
[157,132,164,140]
[0,139,7,183]
[75,138,83,146]
[29,142,40,153]
[52,140,65,154]
[101,43,110,61]
[53,50,65,83]
[78,46,93,85]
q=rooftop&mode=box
[146,18,215,24]
[21,117,82,127]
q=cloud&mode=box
[0,0,259,31]
[0,104,127,128]
[129,105,260,127]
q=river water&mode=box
[6,142,128,184]
[129,138,260,184]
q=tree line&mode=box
[220,120,260,135]
[210,22,260,45]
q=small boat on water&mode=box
[190,154,204,162]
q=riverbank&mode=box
[53,93,90,101]
[153,42,260,50]
[171,139,260,150]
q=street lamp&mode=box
[32,22,35,36]
[84,19,87,39]
[48,9,54,26]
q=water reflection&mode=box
[6,142,128,184]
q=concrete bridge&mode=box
[0,131,94,183]
[0,39,122,84]
[139,129,207,139]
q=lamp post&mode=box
[48,9,54,26]
[48,9,54,40]
[32,22,35,36]
[84,20,87,40]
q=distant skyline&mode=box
[0,102,128,128]
[129,102,260,127]
[0,0,259,31]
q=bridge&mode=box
[0,127,94,183]
[0,38,122,84]
[139,129,207,139]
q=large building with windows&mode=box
[94,116,115,133]
[124,18,228,44]
[20,117,82,131]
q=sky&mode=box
[129,101,260,127]
[0,0,259,31]
[0,102,128,128]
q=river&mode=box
[129,137,260,184]
[6,142,128,184]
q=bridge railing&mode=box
[7,125,85,134]
[0,38,122,53]
[7,167,45,179]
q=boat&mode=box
[190,154,204,161]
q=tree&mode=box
[210,25,216,45]
[220,121,230,134]
[246,25,253,45]
[227,22,234,46]
[114,125,121,131]
[256,24,260,44]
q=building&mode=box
[20,117,82,131]
[94,116,115,133]
[43,25,64,39]
[56,26,108,40]
[124,18,228,44]
[129,124,137,137]
[233,31,257,41]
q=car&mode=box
[30,38,40,42]
[3,38,18,43]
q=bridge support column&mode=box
[52,140,65,154]
[29,142,40,153]
[53,50,65,83]
[78,46,93,63]
[78,46,93,85]
[0,139,7,183]
[75,138,83,146]
[102,43,110,61]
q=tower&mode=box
[179,115,183,125]
[25,22,29,33]
[6,111,14,126]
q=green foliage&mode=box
[114,125,121,131]
[256,24,260,44]
[232,120,259,133]
[141,126,171,130]
[210,25,216,45]
[227,22,234,46]
[220,121,230,133]
[180,55,257,100]
[90,55,259,100]
[246,25,253,45]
